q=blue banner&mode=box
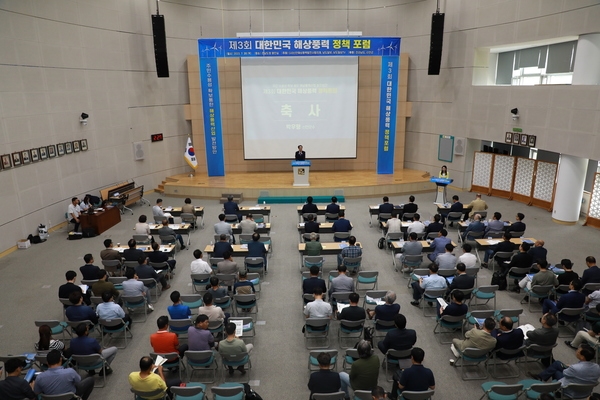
[198,37,400,58]
[376,56,399,174]
[199,55,225,176]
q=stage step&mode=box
[257,195,345,204]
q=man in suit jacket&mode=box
[443,195,463,225]
[526,313,559,367]
[543,279,585,320]
[377,313,417,356]
[582,256,600,291]
[402,195,418,215]
[79,253,101,280]
[427,229,451,262]
[483,232,516,266]
[378,196,394,222]
[447,263,475,297]
[528,240,547,263]
[247,233,267,272]
[492,317,524,359]
[303,266,327,298]
[302,196,319,217]
[485,212,505,234]
[223,195,241,222]
[100,239,122,262]
[214,214,234,244]
[504,242,533,275]
[507,212,526,234]
[425,214,444,235]
[216,251,238,287]
[438,290,467,318]
[304,213,320,233]
[462,214,485,241]
[123,239,144,262]
[158,218,186,250]
[213,234,233,258]
[452,317,496,354]
[332,210,352,239]
[147,242,176,272]
[325,196,340,217]
[295,145,306,161]
[466,193,488,219]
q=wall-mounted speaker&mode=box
[454,137,465,156]
[133,142,145,161]
[428,12,445,75]
[151,14,169,78]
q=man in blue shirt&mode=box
[332,210,352,241]
[410,264,447,306]
[66,291,98,325]
[395,347,435,398]
[461,214,485,241]
[168,291,192,320]
[70,322,117,376]
[427,229,451,262]
[34,350,94,399]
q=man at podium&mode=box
[295,145,306,161]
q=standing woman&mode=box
[439,165,449,178]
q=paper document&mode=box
[152,355,167,372]
[339,243,349,249]
[231,319,243,336]
[337,303,350,313]
[475,318,485,328]
[249,207,260,210]
[437,298,448,308]
[518,324,536,335]
[299,223,305,227]
[78,284,89,293]
[240,244,248,249]
[164,207,173,211]
[257,223,265,228]
[487,240,500,245]
[365,296,385,305]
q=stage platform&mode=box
[162,169,433,199]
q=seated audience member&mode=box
[482,232,516,268]
[425,214,444,235]
[0,357,37,400]
[403,195,418,215]
[582,256,600,291]
[218,322,254,376]
[337,235,362,270]
[198,292,227,323]
[586,288,600,311]
[528,240,547,263]
[330,265,355,307]
[247,232,267,270]
[529,344,600,400]
[367,291,401,329]
[100,238,122,262]
[525,313,559,367]
[462,214,485,241]
[190,249,212,274]
[395,232,423,267]
[447,263,475,298]
[302,196,319,218]
[485,212,505,235]
[91,269,120,298]
[394,348,435,400]
[79,253,101,280]
[435,243,456,270]
[410,264,447,307]
[135,255,170,291]
[66,291,98,325]
[167,291,191,320]
[70,322,117,376]
[35,324,69,355]
[181,197,197,225]
[427,229,451,262]
[123,238,144,262]
[153,198,173,223]
[458,243,477,268]
[507,212,526,234]
[466,193,488,219]
[213,234,233,258]
[308,352,342,398]
[96,290,132,330]
[491,317,525,358]
[339,340,380,396]
[147,241,176,272]
[451,317,496,360]
[304,213,320,233]
[437,290,467,319]
[216,251,238,287]
[233,270,255,296]
[207,276,228,299]
[557,259,579,291]
[158,218,186,250]
[122,267,153,311]
[129,356,180,400]
[377,313,417,357]
[135,214,152,236]
[223,195,242,222]
[406,213,425,239]
[515,259,557,295]
[305,232,323,256]
[338,292,366,327]
[151,315,187,358]
[326,196,341,216]
[214,213,234,245]
[385,213,402,235]
[378,196,394,223]
[187,314,213,352]
[504,241,533,275]
[59,270,91,305]
[566,321,600,350]
[332,210,353,239]
[34,349,94,400]
[68,197,81,232]
[542,279,585,320]
[442,195,462,225]
[304,287,332,319]
[303,266,327,298]
[239,214,257,234]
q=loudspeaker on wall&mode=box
[428,12,445,75]
[151,14,169,78]
[133,142,145,161]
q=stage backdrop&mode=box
[184,37,410,177]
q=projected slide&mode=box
[241,57,358,159]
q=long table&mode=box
[80,206,121,235]
[297,205,346,222]
[474,237,537,248]
[297,242,361,268]
[232,223,271,235]
[114,244,176,256]
[368,205,405,225]
[297,222,335,235]
[239,206,271,222]
[148,223,192,245]
[390,240,457,269]
[203,244,270,258]
[163,206,204,227]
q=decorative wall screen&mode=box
[585,173,600,229]
[491,155,515,199]
[531,161,557,210]
[471,152,493,193]
[512,158,535,204]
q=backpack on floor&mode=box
[243,383,263,400]
[491,271,507,291]
[378,237,385,249]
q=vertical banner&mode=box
[199,56,225,176]
[376,56,399,174]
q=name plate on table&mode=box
[291,161,312,167]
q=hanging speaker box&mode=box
[151,14,169,78]
[428,12,445,75]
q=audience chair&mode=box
[303,256,325,273]
[233,294,258,319]
[508,231,524,238]
[34,320,69,341]
[487,345,526,379]
[479,382,522,400]
[402,212,415,222]
[170,383,206,400]
[373,319,396,339]
[469,285,499,310]
[312,393,346,400]
[0,355,31,379]
[522,285,554,312]
[180,294,203,311]
[108,276,126,290]
[492,252,515,272]
[138,278,161,302]
[149,261,171,275]
[214,295,232,313]
[434,314,466,344]
[331,291,352,307]
[398,254,424,274]
[446,211,463,226]
[327,271,340,290]
[180,213,197,232]
[229,316,255,340]
[353,390,372,400]
[90,296,104,308]
[58,297,71,319]
[556,307,585,337]
[464,266,479,286]
[150,352,184,382]
[122,260,139,271]
[407,268,429,288]
[101,259,122,276]
[304,318,331,349]
[493,309,523,325]
[239,234,253,245]
[486,231,504,239]
[302,271,322,281]
[559,383,599,399]
[420,288,447,317]
[209,257,224,272]
[191,274,211,294]
[378,213,392,231]
[121,295,148,323]
[215,273,237,288]
[450,287,474,301]
[169,319,193,338]
[398,390,435,400]
[342,257,362,274]
[337,319,365,349]
[453,347,490,381]
[80,279,98,287]
[520,343,557,374]
[363,290,388,310]
[384,348,412,382]
[308,349,338,372]
[356,271,379,291]
[463,231,484,250]
[244,257,265,275]
[466,310,495,328]
[66,320,99,337]
[333,232,351,242]
[425,232,438,241]
[342,348,359,371]
[583,283,600,293]
[71,354,107,387]
[507,267,529,291]
[133,234,151,245]
[303,293,315,307]
[41,393,79,400]
[185,350,218,383]
[517,380,561,400]
[437,268,456,280]
[476,211,488,220]
[210,384,245,400]
[224,214,238,224]
[385,232,403,248]
[208,320,224,338]
[99,318,132,349]
[213,235,232,244]
[220,352,251,382]
[247,272,261,299]
[131,387,167,400]
[325,213,338,222]
[251,214,264,224]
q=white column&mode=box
[572,34,600,85]
[552,154,588,224]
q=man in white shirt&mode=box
[385,214,402,235]
[152,199,173,223]
[406,213,425,238]
[68,197,81,232]
[458,243,478,268]
[239,214,257,235]
[191,249,212,274]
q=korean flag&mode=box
[184,136,198,170]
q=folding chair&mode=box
[557,307,585,337]
[559,383,599,399]
[180,213,197,232]
[191,274,211,294]
[170,384,206,400]
[466,310,495,328]
[210,384,245,400]
[180,294,203,311]
[469,285,499,310]
[185,350,218,383]
[356,271,379,291]
[407,268,429,288]
[108,276,126,290]
[399,389,435,400]
[214,295,232,313]
[492,251,516,272]
[34,320,69,341]
[433,314,466,344]
[420,288,446,317]
[312,393,346,400]
[507,267,529,290]
[220,352,251,382]
[304,318,331,349]
[99,318,132,348]
[398,254,424,274]
[233,294,258,319]
[487,346,526,379]
[518,380,561,399]
[247,272,261,299]
[453,347,490,381]
[325,213,338,222]
[303,256,325,272]
[479,382,522,400]
[308,349,338,372]
[353,391,372,400]
[520,343,557,374]
[138,278,161,302]
[102,259,123,276]
[71,354,107,387]
[342,348,359,371]
[224,214,238,224]
[121,295,148,322]
[229,316,255,340]
[149,352,185,381]
[208,320,224,338]
[384,348,412,381]
[244,257,265,275]
[373,319,396,339]
[133,234,151,245]
[508,231,524,238]
[337,319,365,349]
[342,256,362,274]
[131,387,167,400]
[494,308,523,325]
[169,319,193,338]
[363,290,387,310]
[523,285,554,312]
[333,232,351,242]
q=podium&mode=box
[430,177,453,204]
[292,161,311,187]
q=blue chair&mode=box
[220,352,251,382]
[171,383,206,400]
[479,381,522,400]
[433,314,466,344]
[453,347,490,381]
[493,309,523,325]
[363,290,387,310]
[303,256,324,271]
[151,352,184,381]
[131,388,167,400]
[208,321,224,338]
[210,383,245,400]
[71,354,107,387]
[466,310,495,329]
[338,319,365,349]
[469,285,499,310]
[523,285,554,312]
[384,348,412,382]
[169,319,193,337]
[121,295,148,322]
[398,389,435,399]
[233,294,258,319]
[342,348,359,371]
[304,318,331,349]
[244,257,265,275]
[191,274,211,294]
[308,349,338,372]
[35,320,69,341]
[180,294,203,310]
[487,346,526,379]
[99,318,132,348]
[518,380,561,399]
[356,271,379,290]
[185,350,218,383]
[420,288,446,317]
[247,273,261,299]
[229,316,255,339]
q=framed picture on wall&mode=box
[12,152,22,166]
[73,141,80,152]
[520,134,528,146]
[21,150,31,165]
[504,132,513,143]
[57,143,65,156]
[1,154,12,169]
[528,135,536,147]
[30,148,40,162]
[512,133,520,145]
[80,139,88,151]
[39,147,48,160]
[65,142,73,154]
[48,145,57,158]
